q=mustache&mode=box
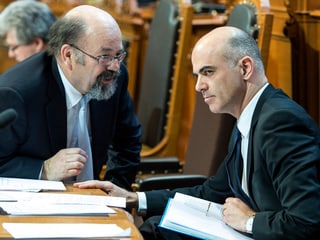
[97,70,121,81]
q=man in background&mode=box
[0,0,56,62]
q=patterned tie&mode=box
[76,95,94,181]
[225,127,251,206]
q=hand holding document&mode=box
[159,193,253,240]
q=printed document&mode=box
[159,193,253,240]
[3,223,131,239]
[0,191,126,215]
[0,191,126,207]
[0,177,66,192]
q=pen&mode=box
[206,202,211,216]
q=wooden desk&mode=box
[0,185,143,239]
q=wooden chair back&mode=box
[139,0,194,157]
[226,1,274,67]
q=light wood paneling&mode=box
[267,1,292,96]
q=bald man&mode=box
[74,26,320,239]
[0,5,141,190]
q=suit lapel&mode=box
[246,84,277,209]
[46,60,67,154]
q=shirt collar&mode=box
[238,83,269,138]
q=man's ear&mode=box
[60,44,73,70]
[33,38,45,52]
[240,56,254,80]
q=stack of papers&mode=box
[0,191,126,216]
[0,177,131,239]
[0,177,126,216]
[0,201,115,216]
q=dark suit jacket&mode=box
[144,85,320,239]
[0,51,141,190]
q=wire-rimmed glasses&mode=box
[70,43,126,67]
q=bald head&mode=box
[193,26,239,52]
[192,26,264,73]
[64,5,121,36]
[47,5,122,57]
[191,26,267,117]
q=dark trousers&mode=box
[139,215,199,240]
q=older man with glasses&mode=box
[0,5,142,191]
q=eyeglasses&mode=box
[8,44,22,52]
[70,44,126,67]
[4,44,23,52]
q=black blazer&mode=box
[144,85,320,239]
[0,51,141,190]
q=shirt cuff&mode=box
[136,192,147,217]
[245,216,254,234]
[39,164,44,179]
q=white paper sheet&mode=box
[0,177,66,192]
[159,193,253,240]
[3,223,131,239]
[0,191,126,208]
[0,201,116,215]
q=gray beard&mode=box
[87,70,120,101]
[88,79,117,101]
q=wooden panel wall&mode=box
[267,0,292,97]
[284,0,320,125]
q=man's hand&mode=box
[222,197,255,232]
[41,148,88,180]
[74,180,139,209]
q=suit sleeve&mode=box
[0,88,43,178]
[103,65,142,191]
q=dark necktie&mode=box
[225,127,251,206]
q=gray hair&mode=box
[0,0,56,44]
[223,30,264,73]
[47,17,87,57]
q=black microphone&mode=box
[0,108,17,128]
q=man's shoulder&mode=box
[0,51,53,83]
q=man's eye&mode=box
[203,69,214,76]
